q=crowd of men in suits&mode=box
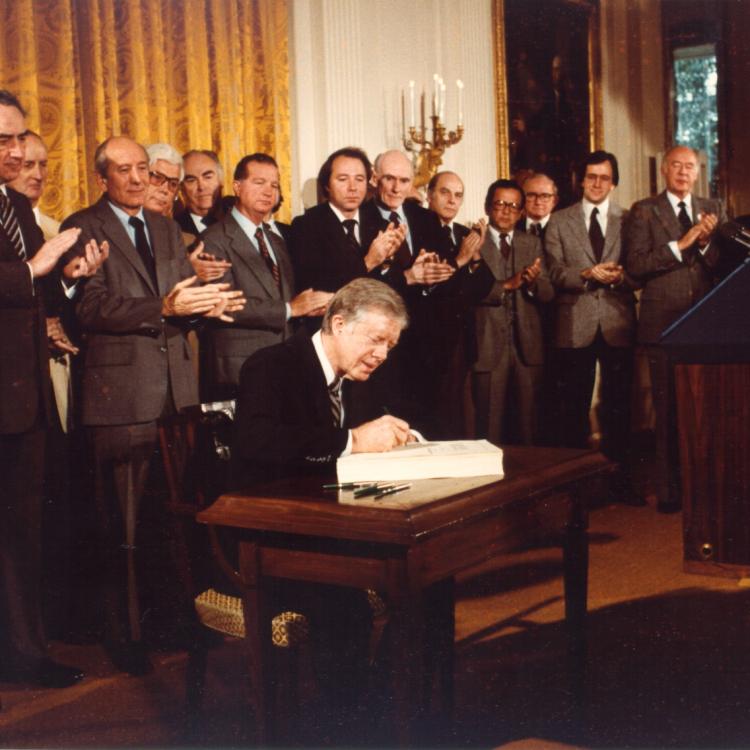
[0,85,733,688]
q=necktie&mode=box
[531,222,542,237]
[255,226,281,289]
[500,233,511,260]
[443,224,456,251]
[589,207,604,262]
[128,216,157,285]
[389,211,412,268]
[328,378,343,427]
[677,201,693,234]
[342,219,360,250]
[0,191,25,259]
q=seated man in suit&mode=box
[233,278,412,730]
[199,152,332,400]
[233,277,412,484]
[465,179,553,445]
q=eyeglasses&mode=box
[492,200,521,212]
[149,170,180,191]
[526,192,555,201]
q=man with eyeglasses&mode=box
[465,178,553,445]
[545,151,639,505]
[518,173,559,241]
[143,143,182,218]
[625,144,727,513]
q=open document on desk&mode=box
[337,439,504,483]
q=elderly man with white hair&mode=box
[143,143,183,217]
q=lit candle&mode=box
[408,80,415,128]
[439,82,446,122]
[401,90,405,139]
[433,73,439,117]
[420,90,425,132]
[456,79,464,127]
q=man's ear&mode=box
[95,172,108,193]
[369,172,379,189]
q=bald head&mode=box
[94,136,149,215]
[373,150,413,210]
[662,145,700,200]
[427,171,464,224]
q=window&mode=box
[673,44,719,195]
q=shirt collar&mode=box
[526,214,550,230]
[312,330,338,387]
[376,201,405,224]
[328,202,360,225]
[582,197,609,222]
[231,206,263,238]
[666,191,692,214]
[488,225,513,246]
[108,200,146,226]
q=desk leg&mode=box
[238,541,272,744]
[563,498,589,703]
[386,556,424,746]
[422,577,455,719]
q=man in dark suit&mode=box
[426,170,485,437]
[545,151,639,502]
[517,173,559,240]
[234,277,412,484]
[65,135,243,673]
[175,149,226,238]
[290,146,404,298]
[199,153,332,400]
[625,144,727,512]
[0,90,101,688]
[466,179,553,445]
[359,150,455,431]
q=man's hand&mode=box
[46,317,79,355]
[203,289,247,322]
[405,249,455,285]
[162,276,243,317]
[188,243,232,281]
[677,222,707,253]
[289,288,334,318]
[456,219,487,267]
[351,415,412,453]
[696,211,718,247]
[27,227,82,279]
[504,257,543,291]
[62,238,109,280]
[583,261,623,285]
[364,222,406,271]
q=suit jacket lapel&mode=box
[602,203,622,262]
[96,197,158,294]
[144,211,172,296]
[226,215,279,298]
[652,192,683,241]
[479,233,501,279]
[567,204,597,265]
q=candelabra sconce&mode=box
[402,76,465,189]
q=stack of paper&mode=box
[337,439,503,483]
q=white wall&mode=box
[289,0,497,222]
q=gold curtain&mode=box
[0,0,292,222]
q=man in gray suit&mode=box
[546,151,639,502]
[64,136,243,674]
[625,144,727,512]
[466,179,553,445]
[200,153,331,399]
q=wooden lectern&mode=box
[661,259,750,577]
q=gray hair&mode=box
[321,278,408,334]
[182,148,224,184]
[146,143,184,180]
[93,136,148,178]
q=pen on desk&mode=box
[354,483,392,498]
[373,483,411,500]
[323,482,373,490]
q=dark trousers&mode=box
[646,345,681,506]
[0,426,48,673]
[555,330,634,466]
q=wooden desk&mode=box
[197,446,611,743]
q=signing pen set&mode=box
[323,482,412,500]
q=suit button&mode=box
[160,346,167,353]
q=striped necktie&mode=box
[328,378,343,427]
[0,191,25,259]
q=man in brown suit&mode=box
[625,144,727,512]
[64,136,243,673]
